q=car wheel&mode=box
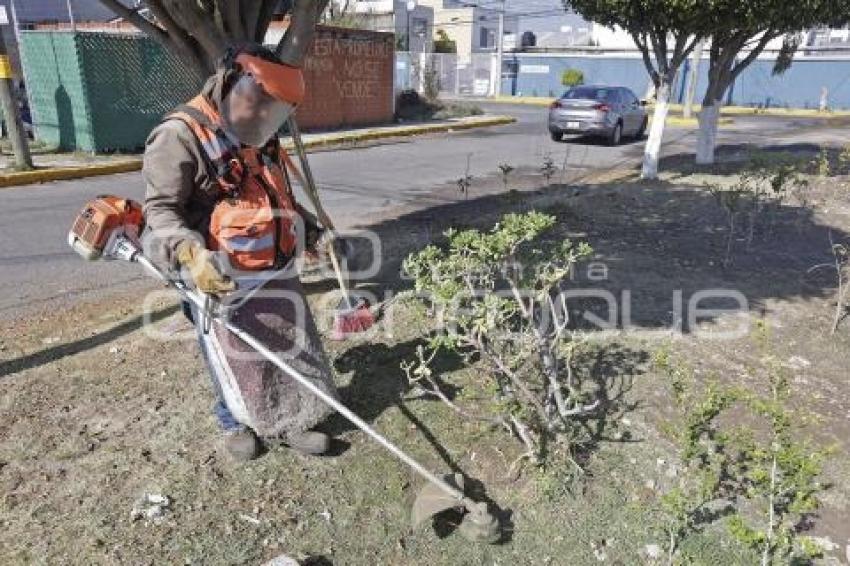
[635,117,647,139]
[550,131,562,142]
[608,122,622,146]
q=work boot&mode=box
[223,428,260,461]
[282,430,330,455]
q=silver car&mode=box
[548,85,648,145]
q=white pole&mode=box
[66,0,76,32]
[494,0,504,97]
[8,0,21,44]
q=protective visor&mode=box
[221,55,305,147]
[236,53,305,106]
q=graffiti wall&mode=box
[297,26,395,130]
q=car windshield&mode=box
[562,87,610,100]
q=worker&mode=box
[141,43,338,461]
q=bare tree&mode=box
[97,0,330,75]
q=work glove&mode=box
[297,204,324,253]
[175,240,236,296]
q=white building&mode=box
[417,0,519,61]
[348,0,435,52]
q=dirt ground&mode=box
[2,140,850,565]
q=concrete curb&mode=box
[486,95,849,119]
[0,115,516,189]
[283,115,516,150]
[658,116,734,128]
[0,160,143,189]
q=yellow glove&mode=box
[175,241,236,296]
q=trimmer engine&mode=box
[68,195,144,260]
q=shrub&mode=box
[653,326,832,565]
[561,68,585,87]
[402,212,594,465]
[433,29,457,53]
[707,154,810,266]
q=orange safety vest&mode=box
[167,95,300,271]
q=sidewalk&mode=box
[0,114,515,189]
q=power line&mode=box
[421,9,571,30]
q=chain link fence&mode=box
[19,30,200,152]
[396,52,499,97]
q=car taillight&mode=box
[593,103,611,112]
[550,100,562,109]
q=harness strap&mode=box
[166,102,242,195]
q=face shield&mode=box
[221,54,306,148]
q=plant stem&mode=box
[667,527,676,566]
[762,452,778,566]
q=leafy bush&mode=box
[395,89,482,121]
[653,326,831,565]
[394,89,439,121]
[402,212,594,465]
[432,102,484,120]
[433,29,457,53]
[707,154,811,266]
[561,68,585,87]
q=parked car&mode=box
[548,85,648,145]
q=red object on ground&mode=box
[331,296,375,340]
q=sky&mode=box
[9,0,592,39]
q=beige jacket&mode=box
[142,73,318,271]
[141,116,221,269]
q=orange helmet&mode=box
[235,52,305,106]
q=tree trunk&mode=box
[641,81,671,180]
[696,101,721,164]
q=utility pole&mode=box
[0,3,32,169]
[494,0,504,97]
[66,0,77,32]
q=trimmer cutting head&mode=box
[411,473,501,544]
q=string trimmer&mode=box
[67,195,501,543]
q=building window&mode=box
[412,17,427,36]
[479,27,495,48]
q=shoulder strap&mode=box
[164,103,241,193]
[171,104,218,133]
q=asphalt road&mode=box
[0,103,842,319]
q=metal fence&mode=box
[396,52,500,97]
[19,30,199,151]
[397,49,850,110]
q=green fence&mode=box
[19,31,202,152]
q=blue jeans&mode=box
[184,301,243,432]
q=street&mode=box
[0,103,846,319]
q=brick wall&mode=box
[296,26,395,130]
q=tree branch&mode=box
[99,0,209,76]
[276,0,330,65]
[255,0,283,43]
[631,32,659,87]
[146,0,210,76]
[98,0,167,43]
[240,0,264,42]
[161,0,229,62]
[215,0,247,41]
[729,31,777,83]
